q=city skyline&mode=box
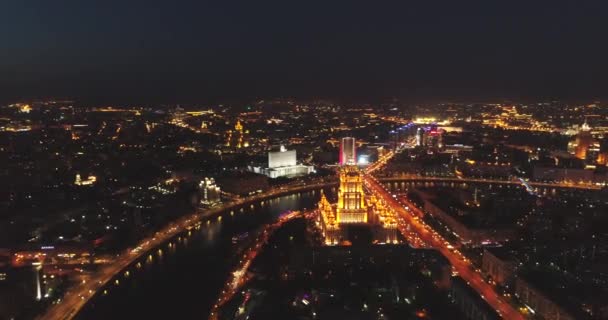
[2,2,608,320]
[2,99,608,319]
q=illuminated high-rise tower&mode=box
[336,166,367,223]
[317,165,398,245]
[340,137,356,165]
[35,265,42,301]
[415,128,425,146]
[225,120,250,148]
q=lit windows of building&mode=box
[317,190,339,245]
[19,104,32,113]
[316,165,398,245]
[597,151,608,165]
[199,177,222,208]
[336,166,368,223]
[225,120,250,148]
[339,137,356,165]
[568,121,601,164]
[74,174,97,186]
[249,145,315,178]
[416,126,444,149]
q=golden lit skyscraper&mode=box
[336,166,367,223]
[225,119,250,148]
[317,165,397,245]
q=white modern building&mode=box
[250,146,315,178]
[269,145,297,168]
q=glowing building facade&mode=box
[317,165,398,245]
[74,174,97,186]
[269,146,296,168]
[225,120,249,148]
[339,137,356,165]
[317,190,340,245]
[250,145,315,178]
[199,177,221,208]
[336,166,368,223]
[567,121,603,164]
[416,126,444,149]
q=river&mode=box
[75,189,327,320]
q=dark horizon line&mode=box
[2,94,605,108]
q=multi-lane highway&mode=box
[37,214,200,320]
[364,142,524,319]
[379,174,603,190]
[365,177,525,319]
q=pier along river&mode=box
[74,190,324,320]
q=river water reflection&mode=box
[76,190,327,320]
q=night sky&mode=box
[2,1,608,104]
